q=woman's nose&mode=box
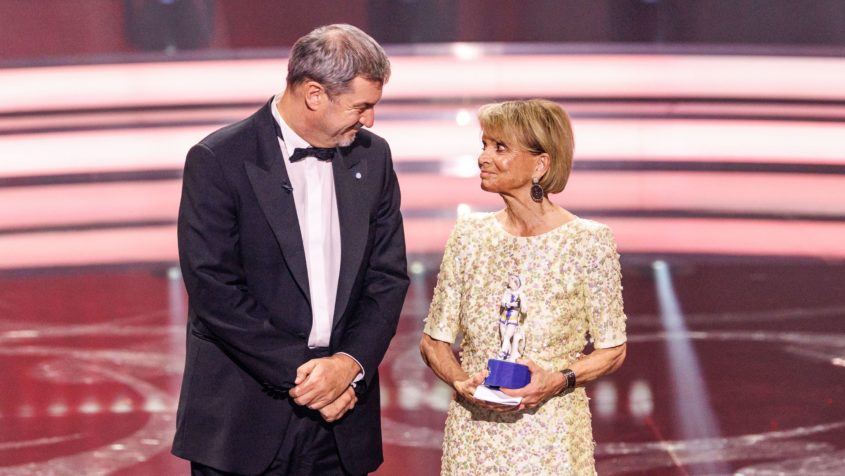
[478,151,491,166]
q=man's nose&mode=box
[360,108,375,128]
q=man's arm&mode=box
[334,149,409,389]
[179,143,310,391]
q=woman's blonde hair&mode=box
[477,99,574,195]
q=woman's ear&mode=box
[304,81,325,111]
[534,153,551,177]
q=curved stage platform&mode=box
[1,46,844,475]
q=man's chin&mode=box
[338,133,357,148]
[337,129,358,147]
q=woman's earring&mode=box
[530,177,544,202]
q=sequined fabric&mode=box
[424,212,627,475]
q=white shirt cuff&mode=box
[336,352,365,386]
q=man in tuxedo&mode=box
[171,24,409,475]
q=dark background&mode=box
[2,0,844,64]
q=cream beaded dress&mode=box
[424,213,627,476]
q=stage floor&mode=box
[0,256,844,475]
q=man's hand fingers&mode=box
[290,359,328,400]
[319,387,357,422]
[292,356,359,409]
[291,387,316,407]
[292,378,332,408]
[292,387,335,410]
[295,359,319,386]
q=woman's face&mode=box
[478,131,536,195]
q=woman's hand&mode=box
[455,370,524,413]
[500,358,565,410]
[453,371,486,401]
[421,335,509,411]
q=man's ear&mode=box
[304,81,326,111]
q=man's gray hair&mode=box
[287,24,390,97]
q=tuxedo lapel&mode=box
[244,101,311,304]
[332,149,368,325]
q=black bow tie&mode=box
[288,146,335,163]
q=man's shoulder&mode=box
[197,114,258,152]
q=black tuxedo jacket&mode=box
[171,99,409,475]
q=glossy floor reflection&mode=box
[1,256,843,475]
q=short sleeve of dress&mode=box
[584,225,627,349]
[423,219,466,344]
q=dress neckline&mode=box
[490,212,581,239]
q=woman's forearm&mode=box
[568,343,627,387]
[420,333,469,389]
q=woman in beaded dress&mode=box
[420,99,628,475]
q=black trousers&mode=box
[190,405,363,476]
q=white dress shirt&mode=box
[271,97,341,348]
[271,96,363,381]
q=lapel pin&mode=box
[355,172,362,179]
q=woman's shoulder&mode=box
[568,217,616,243]
[571,217,609,232]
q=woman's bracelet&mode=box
[560,368,577,393]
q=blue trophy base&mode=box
[483,359,530,389]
